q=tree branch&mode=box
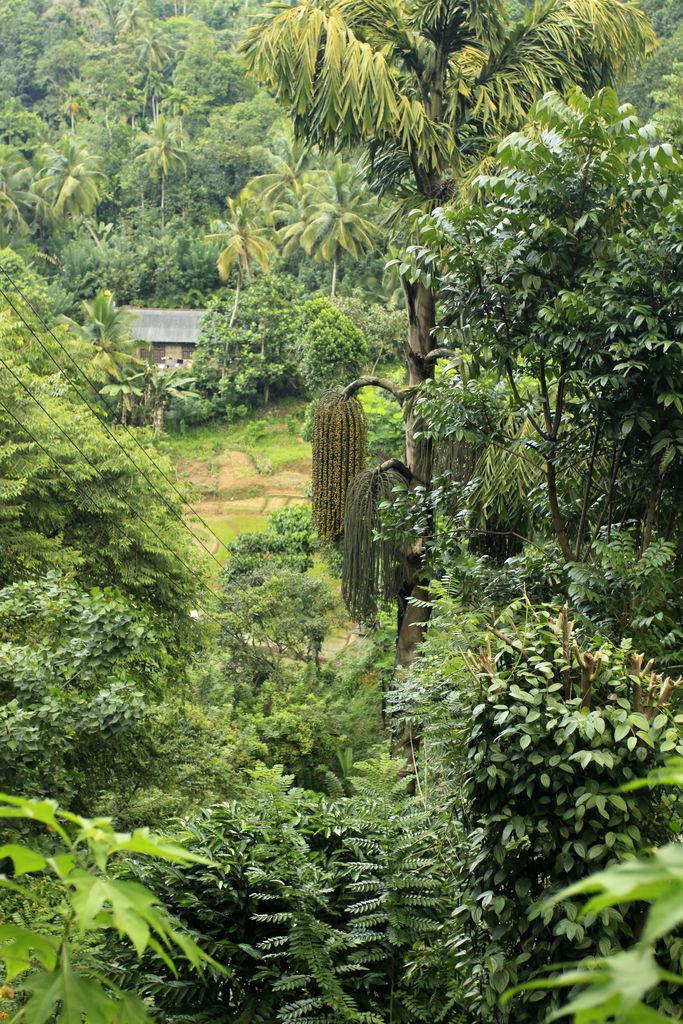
[343,377,405,404]
[379,457,412,481]
[423,347,459,366]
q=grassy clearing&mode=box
[159,401,310,564]
[159,399,310,472]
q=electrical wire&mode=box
[0,266,232,565]
[0,358,224,619]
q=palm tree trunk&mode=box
[84,220,103,251]
[331,249,339,298]
[229,272,241,329]
[391,277,436,777]
[153,402,164,434]
[160,172,165,229]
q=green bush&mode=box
[116,758,464,1024]
[0,574,155,810]
[224,504,318,578]
[0,794,213,1023]
[505,758,683,1020]
[398,600,683,1021]
[301,302,367,392]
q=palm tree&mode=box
[135,115,186,226]
[142,367,198,433]
[243,0,656,669]
[0,145,36,237]
[80,291,146,382]
[280,162,381,297]
[36,137,104,224]
[116,0,149,39]
[100,376,144,426]
[246,136,314,211]
[135,26,169,74]
[135,25,170,122]
[205,191,276,328]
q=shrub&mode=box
[0,794,212,1023]
[223,504,318,578]
[504,758,683,1020]
[0,574,154,809]
[115,758,464,1024]
[398,600,683,1021]
[301,302,367,392]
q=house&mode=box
[126,307,204,369]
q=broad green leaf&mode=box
[547,948,661,1019]
[642,879,683,942]
[115,829,211,865]
[0,925,58,980]
[68,874,161,955]
[0,795,69,844]
[19,953,120,1024]
[0,844,47,876]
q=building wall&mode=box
[150,343,195,366]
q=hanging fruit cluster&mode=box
[311,387,367,542]
[342,465,407,623]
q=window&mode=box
[181,344,194,361]
[152,343,166,362]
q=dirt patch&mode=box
[175,457,213,487]
[217,450,256,493]
[179,448,309,523]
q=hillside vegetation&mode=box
[2,1,683,1023]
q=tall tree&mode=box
[36,137,104,224]
[243,0,655,670]
[280,161,381,296]
[0,145,35,239]
[80,290,146,382]
[135,114,187,226]
[205,191,276,328]
[247,135,314,208]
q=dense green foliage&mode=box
[4,0,683,1021]
[0,574,151,808]
[404,89,683,650]
[116,759,462,1024]
[0,794,213,1023]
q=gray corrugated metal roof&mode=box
[125,307,204,345]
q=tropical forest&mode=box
[3,0,683,1019]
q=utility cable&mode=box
[0,266,232,563]
[0,358,224,615]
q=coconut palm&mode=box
[243,0,656,668]
[135,115,186,226]
[81,291,146,382]
[205,191,276,327]
[142,367,198,433]
[115,0,148,38]
[0,145,36,237]
[280,161,381,297]
[135,26,169,74]
[35,137,104,224]
[246,136,314,211]
[135,24,170,121]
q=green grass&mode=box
[162,401,312,567]
[159,400,310,470]
[192,514,270,564]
